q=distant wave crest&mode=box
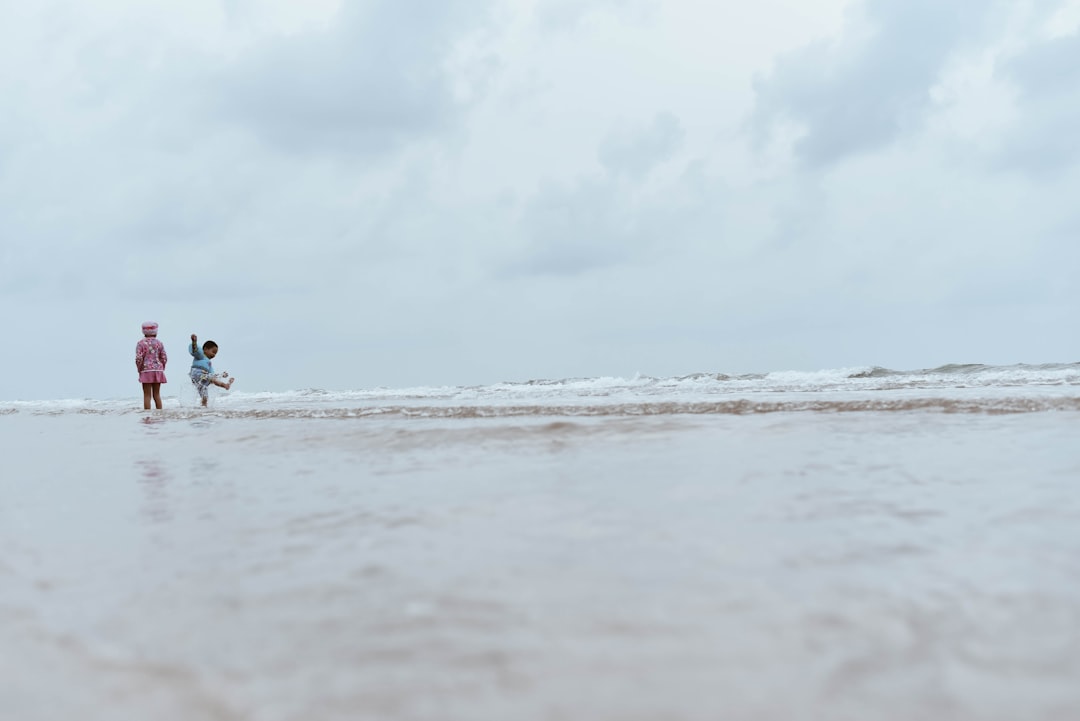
[2,362,1078,415]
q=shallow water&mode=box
[2,383,1080,719]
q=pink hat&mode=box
[142,322,159,336]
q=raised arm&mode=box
[190,333,200,358]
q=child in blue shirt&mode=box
[189,333,235,406]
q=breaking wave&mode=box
[3,363,1078,418]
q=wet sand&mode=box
[2,408,1079,720]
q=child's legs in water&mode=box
[151,382,162,409]
[142,383,153,410]
[191,372,210,406]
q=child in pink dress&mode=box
[135,322,168,409]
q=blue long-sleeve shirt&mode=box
[189,343,213,375]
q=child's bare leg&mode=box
[151,383,163,410]
[142,383,152,410]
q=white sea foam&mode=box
[3,363,1078,414]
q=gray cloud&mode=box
[752,0,993,167]
[995,30,1080,174]
[533,0,655,33]
[504,111,695,278]
[213,1,493,155]
[506,150,720,278]
[0,1,503,308]
[509,178,634,276]
[598,112,684,178]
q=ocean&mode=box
[2,363,1079,720]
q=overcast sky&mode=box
[2,0,1079,400]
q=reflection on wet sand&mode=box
[1,408,1078,721]
[136,459,173,524]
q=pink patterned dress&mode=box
[135,337,168,384]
